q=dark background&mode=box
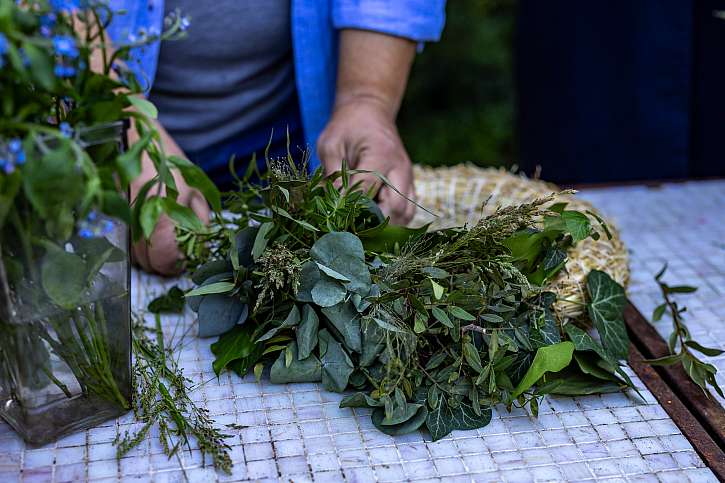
[398,0,725,184]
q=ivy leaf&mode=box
[211,324,261,376]
[425,397,492,441]
[512,341,575,397]
[561,210,591,242]
[148,286,185,314]
[319,330,354,392]
[270,342,321,383]
[297,305,319,360]
[537,367,623,396]
[586,270,629,360]
[564,324,609,360]
[321,300,362,353]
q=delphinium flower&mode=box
[52,35,79,78]
[0,138,26,175]
[78,210,115,239]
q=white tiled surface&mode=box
[0,180,722,482]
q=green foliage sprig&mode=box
[116,313,232,474]
[185,161,639,441]
[647,265,724,398]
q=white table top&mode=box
[1,179,722,483]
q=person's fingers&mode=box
[189,190,211,225]
[145,215,184,276]
[377,161,415,224]
[317,132,348,174]
[132,238,152,273]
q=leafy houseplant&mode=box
[183,160,643,441]
[0,0,217,444]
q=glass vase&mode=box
[0,122,131,445]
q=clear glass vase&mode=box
[0,122,131,445]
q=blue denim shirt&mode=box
[107,0,446,169]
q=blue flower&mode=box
[179,16,191,31]
[8,139,22,153]
[54,63,76,78]
[59,122,73,138]
[49,0,80,13]
[52,35,79,58]
[78,228,94,239]
[0,33,7,56]
[77,211,115,238]
[86,210,98,222]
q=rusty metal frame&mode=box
[624,301,725,481]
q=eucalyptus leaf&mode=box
[311,274,347,308]
[297,305,319,360]
[258,305,301,342]
[295,260,320,303]
[321,301,362,352]
[310,232,371,295]
[197,294,247,338]
[319,330,354,392]
[372,405,429,436]
[270,342,321,384]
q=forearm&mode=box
[335,29,416,119]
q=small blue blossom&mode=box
[179,16,191,31]
[59,122,73,138]
[8,139,22,153]
[54,63,76,78]
[77,211,115,238]
[0,33,7,68]
[52,35,79,58]
[49,0,80,13]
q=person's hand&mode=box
[317,96,416,225]
[130,158,210,276]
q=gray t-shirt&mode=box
[149,0,295,153]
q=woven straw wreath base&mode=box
[411,164,629,320]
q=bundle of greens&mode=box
[183,160,637,441]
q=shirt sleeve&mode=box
[331,0,446,42]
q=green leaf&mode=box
[252,222,275,262]
[116,132,151,184]
[372,405,428,436]
[564,324,609,360]
[586,270,629,360]
[319,330,354,392]
[191,259,233,285]
[643,353,683,366]
[430,279,445,300]
[297,305,320,360]
[315,263,351,282]
[211,324,261,376]
[128,96,159,119]
[432,307,454,328]
[360,317,386,367]
[167,155,221,212]
[23,44,55,90]
[186,281,235,297]
[537,367,623,396]
[463,342,484,373]
[41,243,86,309]
[425,397,492,441]
[148,286,186,313]
[311,274,347,307]
[448,306,476,321]
[666,285,698,294]
[139,196,165,239]
[512,341,575,397]
[573,352,623,382]
[683,341,724,357]
[359,223,429,253]
[270,342,321,383]
[295,260,320,303]
[561,210,591,242]
[321,301,362,353]
[197,295,247,338]
[162,198,206,233]
[258,305,301,342]
[310,232,371,295]
[372,317,407,334]
[340,392,384,408]
[652,304,667,322]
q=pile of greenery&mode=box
[181,160,640,441]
